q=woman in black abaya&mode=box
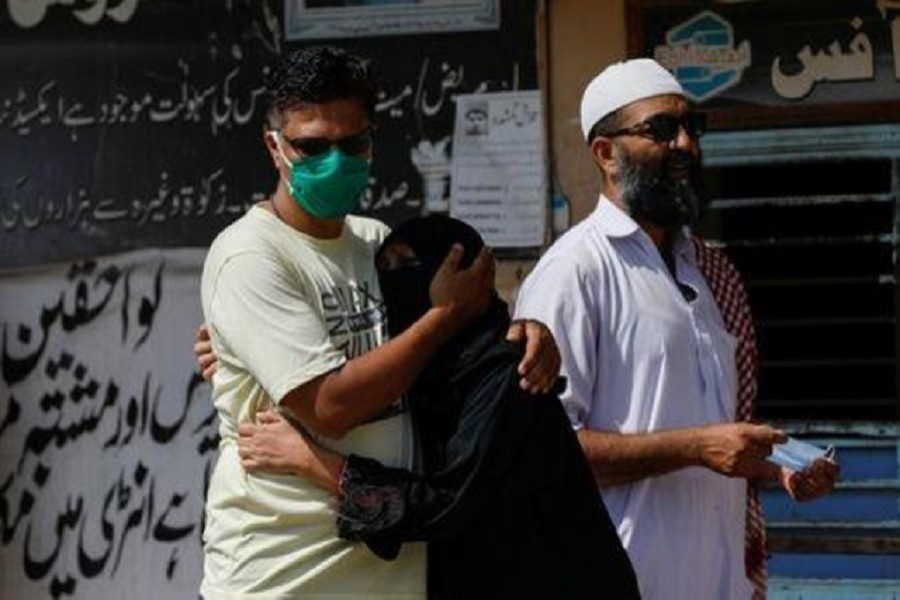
[239,216,640,599]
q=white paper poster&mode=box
[450,90,547,247]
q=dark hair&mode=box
[264,46,377,129]
[586,107,624,145]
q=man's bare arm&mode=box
[196,245,562,436]
[281,245,492,438]
[196,318,561,394]
[577,423,786,488]
[283,304,470,438]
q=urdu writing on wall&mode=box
[0,249,217,600]
[0,0,537,267]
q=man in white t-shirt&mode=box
[513,59,839,600]
[198,46,559,599]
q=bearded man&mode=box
[513,59,838,600]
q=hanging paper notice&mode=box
[450,91,547,248]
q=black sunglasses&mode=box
[608,111,706,144]
[281,125,375,158]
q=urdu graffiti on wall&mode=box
[0,249,215,600]
[0,0,535,265]
[0,61,270,142]
[1,167,249,233]
[0,0,284,266]
[0,55,508,232]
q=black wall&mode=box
[0,0,537,267]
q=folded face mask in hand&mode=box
[768,437,835,472]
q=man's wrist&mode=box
[685,425,707,467]
[297,446,345,496]
[416,306,461,345]
[327,455,347,496]
[320,453,345,496]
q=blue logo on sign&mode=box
[653,11,751,103]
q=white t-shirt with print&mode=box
[200,206,425,599]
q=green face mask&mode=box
[277,136,370,220]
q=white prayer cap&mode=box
[580,58,684,140]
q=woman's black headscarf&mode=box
[376,214,511,395]
[377,215,486,338]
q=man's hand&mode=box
[505,319,561,394]
[194,323,218,381]
[696,423,787,478]
[429,244,494,336]
[780,457,840,502]
[238,409,343,494]
[238,410,307,475]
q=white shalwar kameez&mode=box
[515,197,752,600]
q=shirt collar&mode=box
[592,194,697,263]
[591,195,640,238]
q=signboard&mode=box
[628,0,900,129]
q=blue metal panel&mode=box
[702,124,900,166]
[768,554,900,580]
[761,485,900,522]
[821,445,898,480]
[762,427,900,582]
[701,125,900,589]
[769,577,900,599]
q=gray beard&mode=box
[616,147,704,229]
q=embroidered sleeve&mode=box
[336,455,409,559]
[337,455,406,536]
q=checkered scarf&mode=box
[691,236,767,599]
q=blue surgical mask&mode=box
[275,133,370,220]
